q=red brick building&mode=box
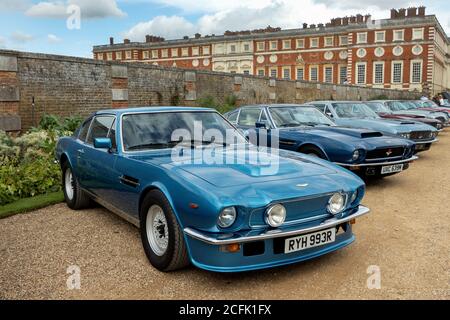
[93,7,450,94]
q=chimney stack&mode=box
[124,39,130,44]
[145,35,151,43]
[303,23,308,29]
[109,37,114,45]
[390,9,399,19]
[342,17,349,25]
[356,14,363,23]
[407,7,417,17]
[398,8,406,18]
[418,6,426,16]
[183,36,189,40]
[195,33,201,39]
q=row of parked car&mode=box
[55,99,448,273]
[225,99,449,178]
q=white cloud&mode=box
[47,34,62,43]
[0,0,30,11]
[26,0,126,19]
[11,31,34,43]
[312,0,417,10]
[123,15,195,40]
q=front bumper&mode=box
[183,206,369,272]
[333,155,418,167]
[414,138,439,145]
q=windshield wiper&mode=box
[279,123,301,127]
[127,142,178,150]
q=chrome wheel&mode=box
[64,168,74,200]
[146,205,169,256]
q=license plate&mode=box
[381,164,404,174]
[284,228,336,254]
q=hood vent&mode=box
[360,132,383,138]
[400,121,415,125]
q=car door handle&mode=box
[77,149,85,156]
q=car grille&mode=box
[249,194,333,227]
[410,131,433,141]
[366,147,405,160]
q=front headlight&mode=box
[400,133,411,139]
[352,150,360,161]
[265,204,286,227]
[327,193,346,215]
[217,207,237,228]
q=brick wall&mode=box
[0,49,420,131]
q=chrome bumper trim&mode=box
[334,156,418,167]
[184,205,370,245]
[414,138,439,145]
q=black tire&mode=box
[299,146,327,159]
[140,190,190,271]
[61,161,91,210]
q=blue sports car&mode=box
[55,106,369,272]
[225,104,417,178]
[308,101,439,152]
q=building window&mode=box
[125,51,132,59]
[412,28,424,40]
[375,31,385,43]
[324,37,333,47]
[97,53,103,60]
[339,66,347,84]
[106,52,112,61]
[283,67,290,80]
[257,68,265,76]
[202,46,210,55]
[257,42,265,51]
[230,45,236,53]
[142,51,149,59]
[310,66,318,82]
[243,70,250,75]
[324,66,333,83]
[192,47,199,56]
[373,62,384,84]
[296,67,304,80]
[296,39,305,48]
[270,41,278,50]
[115,52,122,60]
[181,48,189,56]
[310,38,319,48]
[161,49,168,58]
[171,48,178,57]
[393,29,404,41]
[411,60,422,83]
[243,43,250,52]
[151,50,158,59]
[357,32,367,44]
[339,36,348,46]
[356,63,366,85]
[392,61,403,83]
[270,68,277,78]
[283,40,291,49]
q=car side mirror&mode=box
[255,121,270,130]
[94,137,112,149]
[325,112,333,118]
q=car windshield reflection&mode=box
[269,106,336,127]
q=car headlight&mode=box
[327,193,346,215]
[265,204,286,227]
[400,133,411,139]
[217,207,237,228]
[352,150,360,161]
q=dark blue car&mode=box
[225,104,417,177]
[55,107,370,272]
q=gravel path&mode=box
[1,133,449,300]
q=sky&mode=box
[0,0,449,58]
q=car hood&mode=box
[335,117,434,134]
[292,126,384,139]
[132,145,341,188]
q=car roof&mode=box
[95,106,215,116]
[311,100,368,104]
[239,104,314,108]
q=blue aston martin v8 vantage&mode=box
[55,107,370,272]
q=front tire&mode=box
[61,161,91,210]
[140,190,189,271]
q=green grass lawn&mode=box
[0,191,64,219]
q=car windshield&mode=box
[122,111,247,151]
[387,101,411,111]
[364,102,392,114]
[400,101,418,109]
[269,106,335,127]
[331,103,380,119]
[422,101,438,108]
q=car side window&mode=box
[227,110,239,124]
[78,119,92,142]
[238,108,261,126]
[108,119,117,151]
[310,104,326,113]
[86,116,115,145]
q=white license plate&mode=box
[381,164,404,174]
[284,228,336,254]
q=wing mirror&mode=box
[255,121,270,130]
[325,112,333,118]
[94,137,112,149]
